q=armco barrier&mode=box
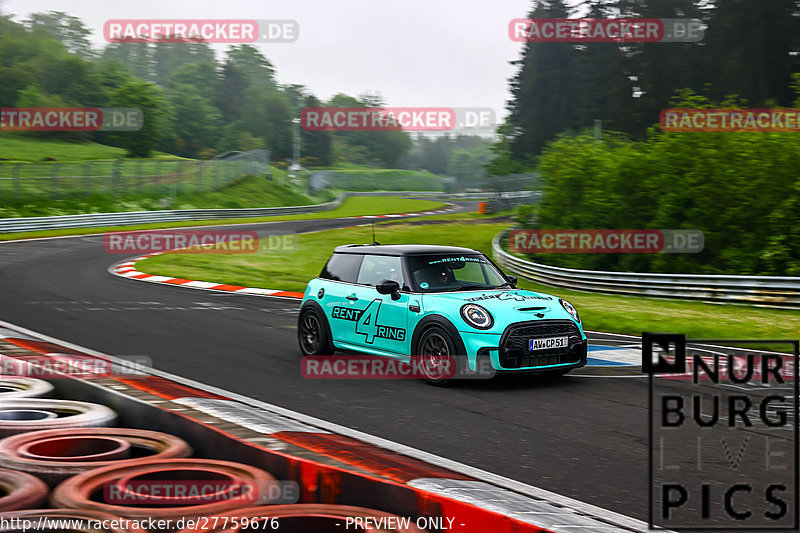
[492,228,800,308]
[0,191,538,234]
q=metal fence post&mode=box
[111,159,122,196]
[51,164,61,200]
[197,161,203,192]
[12,164,21,201]
[83,162,90,197]
[135,159,142,194]
[154,160,162,197]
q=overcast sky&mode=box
[4,0,537,121]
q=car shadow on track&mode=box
[430,373,584,392]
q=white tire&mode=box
[0,399,117,437]
[0,378,54,399]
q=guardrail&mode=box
[0,195,346,234]
[492,229,800,308]
[0,191,537,234]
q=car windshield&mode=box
[407,254,510,292]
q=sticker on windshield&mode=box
[427,256,485,265]
[420,282,429,289]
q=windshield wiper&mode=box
[450,284,497,291]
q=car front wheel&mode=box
[298,307,334,356]
[416,326,460,386]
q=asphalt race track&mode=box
[0,207,791,526]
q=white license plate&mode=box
[529,336,568,351]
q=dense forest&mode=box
[0,12,414,165]
[496,0,800,169]
[500,0,800,276]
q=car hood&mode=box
[421,289,578,330]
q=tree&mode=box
[33,52,105,106]
[94,60,136,93]
[167,61,218,102]
[224,45,276,88]
[703,0,799,107]
[26,11,94,59]
[239,87,293,159]
[151,41,215,86]
[507,0,582,158]
[216,60,248,122]
[282,83,309,116]
[162,83,222,157]
[105,80,168,157]
[100,42,153,82]
[325,93,412,167]
[300,95,332,165]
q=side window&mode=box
[320,253,362,283]
[356,255,405,287]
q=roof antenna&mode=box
[372,221,380,245]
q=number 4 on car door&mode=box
[355,299,381,343]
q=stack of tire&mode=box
[0,377,424,532]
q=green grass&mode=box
[136,221,800,341]
[0,175,311,218]
[0,196,447,241]
[0,133,180,162]
[310,167,445,192]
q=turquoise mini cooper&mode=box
[298,244,588,383]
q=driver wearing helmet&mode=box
[416,265,455,288]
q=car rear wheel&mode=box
[298,308,334,356]
[416,326,459,386]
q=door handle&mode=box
[346,294,359,301]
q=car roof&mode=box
[333,244,482,256]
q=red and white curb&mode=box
[0,320,655,533]
[110,254,306,299]
[345,204,455,219]
[108,204,459,299]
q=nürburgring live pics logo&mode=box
[645,333,799,530]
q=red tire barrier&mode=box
[0,378,54,399]
[0,467,49,512]
[0,428,192,485]
[175,504,428,532]
[51,458,277,521]
[0,399,117,437]
[20,436,132,462]
[0,509,148,532]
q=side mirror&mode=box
[506,275,518,288]
[376,279,401,300]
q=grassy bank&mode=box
[135,221,800,341]
[0,196,447,241]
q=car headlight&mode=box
[559,299,580,323]
[460,304,494,330]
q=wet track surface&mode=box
[1,209,791,526]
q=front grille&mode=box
[499,320,583,369]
